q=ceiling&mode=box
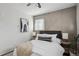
[0,3,76,16]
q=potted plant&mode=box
[70,35,77,55]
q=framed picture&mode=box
[20,18,29,32]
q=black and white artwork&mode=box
[20,18,29,32]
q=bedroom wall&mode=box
[0,4,33,55]
[77,4,79,34]
[34,6,77,40]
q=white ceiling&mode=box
[0,3,76,16]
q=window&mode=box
[35,19,45,31]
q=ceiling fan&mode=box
[27,3,41,8]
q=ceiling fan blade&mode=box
[37,3,41,8]
[27,3,31,6]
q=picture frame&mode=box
[20,18,29,32]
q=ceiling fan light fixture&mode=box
[26,3,41,8]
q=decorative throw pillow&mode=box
[38,37,52,42]
[35,34,57,42]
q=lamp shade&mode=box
[62,33,68,39]
[33,32,36,36]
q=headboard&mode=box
[39,31,62,39]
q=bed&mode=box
[13,31,65,56]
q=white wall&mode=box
[77,4,79,34]
[0,4,33,55]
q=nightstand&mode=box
[61,40,71,56]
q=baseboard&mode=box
[0,48,14,56]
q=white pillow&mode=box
[51,37,61,44]
[35,34,57,40]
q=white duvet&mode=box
[13,40,65,56]
[31,40,64,56]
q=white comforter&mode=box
[13,40,65,56]
[31,40,64,56]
